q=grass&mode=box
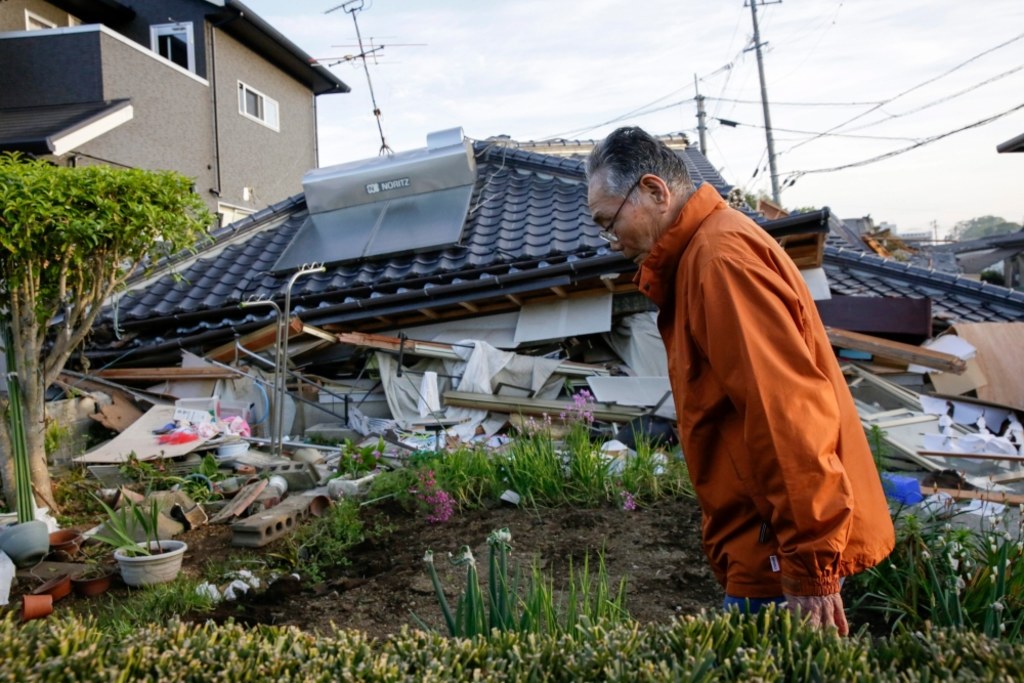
[848,505,1024,640]
[73,575,217,639]
[418,527,630,638]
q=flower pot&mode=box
[32,573,72,602]
[71,571,115,597]
[48,529,83,561]
[113,540,187,587]
[21,593,53,622]
[0,520,49,568]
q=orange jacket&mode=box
[636,184,894,597]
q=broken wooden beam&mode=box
[442,390,647,422]
[917,450,1024,462]
[826,327,966,374]
[93,367,238,381]
[205,318,304,363]
[923,485,1024,507]
[336,331,609,377]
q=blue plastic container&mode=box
[881,472,924,505]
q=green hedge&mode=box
[1,608,1022,681]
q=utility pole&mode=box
[747,0,781,204]
[694,74,707,156]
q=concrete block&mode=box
[266,462,322,491]
[230,495,318,548]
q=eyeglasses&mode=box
[597,177,642,243]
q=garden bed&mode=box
[169,495,719,637]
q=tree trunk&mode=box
[12,295,57,514]
[0,406,15,509]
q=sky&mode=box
[243,0,1024,238]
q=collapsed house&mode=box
[60,128,1024,527]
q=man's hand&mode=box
[783,593,849,636]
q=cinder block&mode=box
[266,462,321,491]
[230,495,316,548]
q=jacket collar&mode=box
[635,183,727,308]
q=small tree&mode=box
[0,153,212,511]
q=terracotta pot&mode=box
[48,529,83,561]
[32,573,72,602]
[308,495,331,517]
[21,594,53,622]
[71,571,114,597]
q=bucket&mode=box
[217,441,250,459]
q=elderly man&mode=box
[587,126,893,635]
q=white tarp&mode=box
[376,340,564,440]
[603,312,669,377]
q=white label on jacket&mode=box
[769,555,780,573]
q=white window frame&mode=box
[217,202,255,227]
[150,22,195,73]
[25,10,57,31]
[237,81,280,132]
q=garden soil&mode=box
[181,496,724,638]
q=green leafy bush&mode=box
[6,608,1024,681]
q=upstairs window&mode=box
[151,22,195,72]
[25,11,57,30]
[238,82,280,131]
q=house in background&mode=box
[0,0,350,224]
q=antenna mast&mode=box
[326,0,392,155]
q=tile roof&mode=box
[87,140,1024,361]
[0,100,131,155]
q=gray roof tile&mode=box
[88,141,1024,359]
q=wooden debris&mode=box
[205,318,304,363]
[336,331,609,377]
[827,327,966,374]
[209,479,268,524]
[923,485,1024,507]
[89,393,144,433]
[443,390,647,422]
[92,367,237,381]
[917,450,1024,462]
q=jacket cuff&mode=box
[781,574,841,596]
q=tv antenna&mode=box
[325,0,392,155]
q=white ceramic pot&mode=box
[114,540,187,587]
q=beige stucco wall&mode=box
[0,0,75,31]
[70,30,217,206]
[210,28,316,211]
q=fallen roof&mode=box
[85,140,1024,363]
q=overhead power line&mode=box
[714,118,920,142]
[782,101,1024,183]
[783,30,1024,154]
[842,64,1024,132]
[708,97,884,107]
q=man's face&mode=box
[587,172,663,265]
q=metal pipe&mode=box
[278,263,326,452]
[239,298,283,452]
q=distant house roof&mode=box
[0,100,132,156]
[85,140,1024,363]
[204,1,349,95]
[44,0,349,95]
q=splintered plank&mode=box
[826,327,966,374]
[93,367,237,381]
[205,318,304,363]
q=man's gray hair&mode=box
[586,126,693,196]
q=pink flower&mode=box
[620,490,637,511]
[412,470,456,523]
